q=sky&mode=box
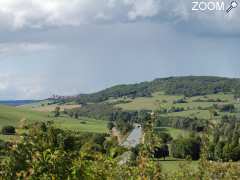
[0,0,240,100]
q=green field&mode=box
[116,92,240,119]
[155,127,190,139]
[115,92,182,110]
[55,118,107,133]
[0,105,107,140]
[158,158,199,173]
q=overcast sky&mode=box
[0,0,240,100]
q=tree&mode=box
[218,104,235,113]
[229,145,240,161]
[154,144,169,160]
[69,111,74,118]
[107,121,114,130]
[1,126,16,135]
[214,141,225,160]
[157,132,172,144]
[171,136,201,160]
[54,106,61,117]
[74,112,79,119]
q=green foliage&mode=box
[154,144,169,160]
[72,76,240,104]
[156,132,173,143]
[213,103,235,112]
[156,115,207,132]
[1,119,240,179]
[54,106,60,117]
[0,122,115,179]
[207,116,240,162]
[159,76,235,97]
[76,82,152,104]
[107,121,114,130]
[0,122,164,179]
[171,135,201,160]
[67,103,118,120]
[1,126,16,135]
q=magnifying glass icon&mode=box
[226,1,238,13]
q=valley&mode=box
[1,76,240,178]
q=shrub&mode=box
[171,135,201,160]
[1,126,16,135]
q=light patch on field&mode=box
[155,127,190,139]
[26,104,81,112]
[116,92,183,110]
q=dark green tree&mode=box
[54,106,61,117]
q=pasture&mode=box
[0,105,107,141]
[116,92,239,119]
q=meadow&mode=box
[158,158,199,173]
[155,127,190,139]
[0,105,107,140]
[116,92,240,119]
[19,100,81,112]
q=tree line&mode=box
[59,76,240,104]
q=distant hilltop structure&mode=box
[49,94,77,100]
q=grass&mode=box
[157,157,199,173]
[115,92,182,111]
[20,100,81,112]
[0,105,52,128]
[115,92,240,119]
[155,127,190,139]
[0,134,18,141]
[23,104,81,112]
[55,117,107,133]
[167,110,211,119]
[153,128,197,172]
[0,105,107,140]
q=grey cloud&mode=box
[0,42,54,56]
[0,0,239,35]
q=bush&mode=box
[156,132,173,143]
[1,126,16,135]
[154,144,169,160]
[171,135,201,160]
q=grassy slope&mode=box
[155,127,190,139]
[0,105,107,138]
[159,158,199,173]
[115,92,182,111]
[0,105,51,127]
[20,100,81,112]
[116,92,239,119]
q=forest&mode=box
[67,76,240,104]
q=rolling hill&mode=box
[0,105,107,139]
[68,76,240,104]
